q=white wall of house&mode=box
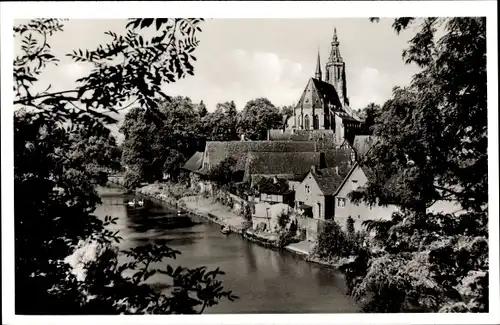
[260,193,284,203]
[295,172,326,220]
[253,202,291,232]
[335,165,398,232]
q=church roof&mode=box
[295,78,363,123]
[296,78,344,112]
[182,151,204,172]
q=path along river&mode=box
[94,185,359,313]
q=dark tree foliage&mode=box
[202,101,240,141]
[197,100,208,118]
[208,157,238,186]
[344,18,488,313]
[313,221,363,260]
[237,98,282,140]
[14,18,236,315]
[120,96,204,185]
[357,103,381,135]
[346,216,355,237]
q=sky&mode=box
[15,18,422,140]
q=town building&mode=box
[333,162,399,232]
[294,165,351,241]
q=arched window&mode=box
[304,115,310,130]
[317,202,322,219]
[313,114,319,129]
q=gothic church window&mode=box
[304,115,310,130]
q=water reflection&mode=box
[243,243,258,273]
[94,186,359,313]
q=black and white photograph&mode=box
[1,1,499,324]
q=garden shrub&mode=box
[314,221,362,259]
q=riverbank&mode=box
[126,181,357,270]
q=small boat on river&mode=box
[221,225,231,235]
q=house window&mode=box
[337,197,346,208]
[352,180,358,191]
[305,184,311,194]
[317,202,322,218]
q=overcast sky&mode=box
[19,18,422,108]
[15,18,422,139]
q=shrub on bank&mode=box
[313,221,365,260]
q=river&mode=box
[94,185,359,313]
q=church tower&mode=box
[325,28,348,106]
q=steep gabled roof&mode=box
[204,141,317,172]
[182,151,204,172]
[244,151,321,180]
[310,167,348,196]
[333,162,377,196]
[352,135,380,158]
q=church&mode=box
[282,28,363,144]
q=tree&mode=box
[203,101,240,141]
[346,216,355,237]
[14,18,236,314]
[120,96,204,184]
[208,157,238,186]
[357,103,381,135]
[345,17,487,313]
[237,98,282,140]
[280,104,295,128]
[197,100,208,118]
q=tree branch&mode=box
[14,90,79,105]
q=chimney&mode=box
[241,134,245,141]
[311,165,316,174]
[335,166,339,175]
[319,152,327,169]
[273,176,278,184]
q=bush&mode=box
[123,169,142,190]
[243,205,252,221]
[289,219,297,234]
[278,231,296,248]
[277,211,290,229]
[346,216,355,237]
[314,221,362,259]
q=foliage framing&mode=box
[14,18,237,314]
[344,17,488,313]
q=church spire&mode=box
[314,48,322,80]
[325,27,348,106]
[328,27,343,63]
